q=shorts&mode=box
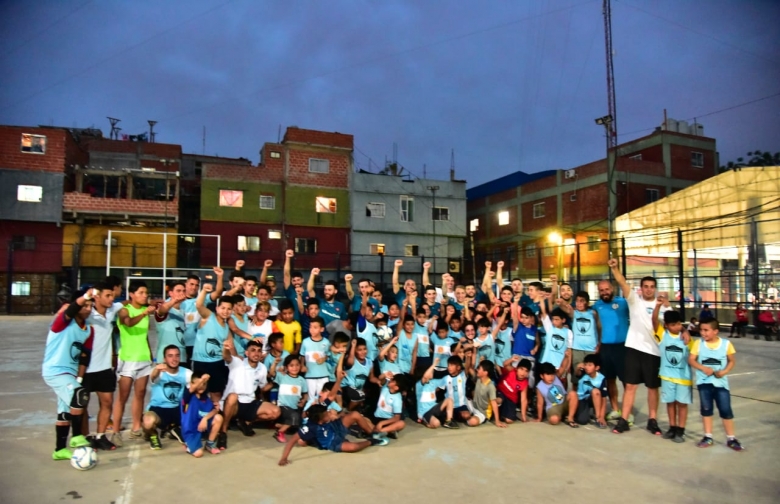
[83,368,116,393]
[600,343,626,381]
[570,349,590,386]
[116,360,153,380]
[278,406,302,427]
[573,398,591,425]
[43,374,80,414]
[432,368,449,380]
[237,399,263,423]
[191,360,228,394]
[698,384,733,419]
[496,390,517,421]
[469,408,486,425]
[660,380,693,404]
[148,406,181,429]
[422,403,446,425]
[453,405,470,421]
[183,422,212,454]
[306,377,329,398]
[343,386,365,404]
[547,400,569,420]
[623,347,661,388]
[325,421,348,452]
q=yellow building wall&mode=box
[62,224,178,269]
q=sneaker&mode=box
[93,436,117,451]
[372,432,387,440]
[442,420,460,429]
[69,435,90,448]
[606,410,622,421]
[52,448,73,461]
[696,436,714,448]
[129,429,143,439]
[387,431,398,440]
[273,431,287,443]
[111,431,123,447]
[205,441,220,455]
[148,434,162,450]
[662,427,677,440]
[672,431,686,443]
[217,432,227,451]
[370,437,389,446]
[726,438,745,451]
[236,421,255,437]
[646,419,662,436]
[168,426,184,445]
[611,418,630,434]
[627,414,635,426]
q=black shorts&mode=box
[343,386,365,404]
[148,406,181,429]
[278,406,302,427]
[600,343,626,381]
[422,403,446,425]
[497,390,517,421]
[237,399,263,423]
[623,347,661,388]
[191,360,228,394]
[83,368,116,393]
[453,405,470,421]
[574,398,591,425]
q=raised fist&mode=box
[235,260,245,269]
[213,266,224,276]
[550,274,558,282]
[423,262,431,269]
[484,261,492,269]
[394,259,403,268]
[202,283,214,293]
[264,259,273,268]
[344,274,354,282]
[285,249,294,258]
[607,259,618,269]
[497,261,504,268]
[311,268,320,276]
[144,305,157,315]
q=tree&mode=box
[720,150,780,172]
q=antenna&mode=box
[450,148,455,181]
[202,126,206,155]
[277,124,282,143]
[423,163,427,179]
[147,120,157,143]
[107,117,121,140]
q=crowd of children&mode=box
[41,253,744,465]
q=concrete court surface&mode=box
[0,316,778,504]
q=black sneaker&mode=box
[93,435,117,451]
[148,434,162,450]
[442,420,460,429]
[726,438,745,451]
[647,418,662,436]
[662,427,677,440]
[217,432,228,450]
[612,417,630,434]
[168,426,184,444]
[387,431,398,440]
[236,421,255,437]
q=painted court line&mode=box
[116,445,140,504]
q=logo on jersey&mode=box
[664,345,685,367]
[70,342,83,362]
[575,317,592,334]
[547,385,565,405]
[702,357,722,367]
[205,338,222,358]
[579,379,594,397]
[291,386,299,394]
[163,381,183,401]
[612,303,619,310]
[551,333,566,351]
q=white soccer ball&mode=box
[375,325,394,343]
[71,446,97,471]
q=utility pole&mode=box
[427,185,440,274]
[603,0,618,256]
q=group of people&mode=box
[41,250,745,465]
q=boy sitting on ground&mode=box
[565,354,608,428]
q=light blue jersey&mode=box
[540,325,570,369]
[275,373,308,409]
[695,338,731,390]
[577,372,606,401]
[42,315,91,377]
[431,334,453,370]
[473,334,494,367]
[572,310,598,352]
[344,357,373,390]
[413,322,431,358]
[379,358,402,376]
[180,298,200,347]
[300,337,330,379]
[448,329,464,341]
[357,318,379,361]
[149,367,192,408]
[192,313,229,363]
[494,327,513,368]
[397,333,416,373]
[326,351,344,381]
[231,313,251,356]
[659,331,692,383]
[416,377,444,418]
[375,385,403,419]
[155,307,187,363]
[442,371,467,408]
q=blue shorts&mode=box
[183,419,212,453]
[698,384,733,419]
[325,421,348,453]
[43,374,80,414]
[660,380,693,404]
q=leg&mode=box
[427,416,442,429]
[678,403,688,429]
[666,402,677,428]
[112,376,133,433]
[256,402,281,422]
[620,383,638,421]
[221,394,239,433]
[339,440,372,453]
[442,398,454,422]
[142,411,160,438]
[96,392,113,435]
[592,389,607,423]
[565,392,578,424]
[713,387,735,437]
[647,386,659,420]
[130,375,149,432]
[208,415,223,442]
[342,411,374,434]
[607,378,620,412]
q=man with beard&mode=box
[591,276,629,421]
[307,268,346,327]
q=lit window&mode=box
[316,197,337,213]
[270,151,281,159]
[691,151,704,168]
[219,190,243,207]
[366,202,386,218]
[646,188,660,204]
[237,236,260,252]
[533,202,545,219]
[405,245,419,257]
[17,185,42,202]
[11,281,31,296]
[543,243,555,257]
[587,236,601,252]
[400,196,414,222]
[295,238,317,254]
[432,207,449,221]
[21,133,46,154]
[498,211,509,226]
[470,218,479,232]
[268,230,282,240]
[309,158,330,174]
[525,244,536,258]
[370,243,385,255]
[259,195,275,210]
[564,238,576,255]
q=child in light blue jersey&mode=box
[493,307,514,374]
[565,354,607,428]
[535,362,568,425]
[396,317,419,375]
[443,356,473,423]
[143,345,192,449]
[227,296,254,356]
[304,374,345,416]
[378,337,402,376]
[416,358,458,429]
[568,292,601,390]
[539,303,573,387]
[300,316,330,397]
[373,374,410,440]
[412,308,434,378]
[274,355,308,443]
[448,314,464,342]
[327,333,350,381]
[431,322,454,377]
[652,303,693,443]
[154,281,188,364]
[264,333,289,404]
[472,317,496,370]
[340,338,375,410]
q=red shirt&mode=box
[497,369,528,403]
[736,309,748,323]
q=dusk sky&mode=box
[1,0,778,188]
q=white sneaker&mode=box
[112,431,123,447]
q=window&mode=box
[570,193,577,202]
[237,236,260,252]
[17,185,42,202]
[11,281,30,296]
[587,236,601,252]
[370,243,386,255]
[629,154,642,160]
[432,207,449,221]
[12,236,35,250]
[268,230,282,240]
[295,238,317,254]
[366,202,386,218]
[270,151,281,159]
[259,195,275,210]
[498,211,509,226]
[543,243,555,257]
[525,244,536,258]
[400,196,414,222]
[219,189,243,207]
[533,202,545,219]
[691,151,704,168]
[405,245,419,257]
[646,188,660,204]
[315,197,337,213]
[470,218,479,232]
[309,158,330,174]
[21,133,46,154]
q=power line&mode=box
[2,0,93,59]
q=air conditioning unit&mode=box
[448,261,461,273]
[564,169,576,179]
[104,238,117,247]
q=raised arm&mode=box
[118,304,156,328]
[651,297,663,332]
[608,258,631,298]
[392,259,403,294]
[481,261,493,295]
[307,268,319,299]
[283,249,294,290]
[222,338,236,364]
[550,273,559,300]
[188,373,210,393]
[379,336,398,362]
[346,338,357,368]
[196,284,214,319]
[260,259,273,286]
[294,286,305,314]
[495,261,504,295]
[421,358,438,384]
[344,273,355,301]
[210,266,224,302]
[422,261,432,287]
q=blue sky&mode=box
[1,0,778,187]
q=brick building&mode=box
[467,121,718,285]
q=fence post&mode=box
[379,253,385,293]
[621,236,627,280]
[576,242,582,293]
[537,247,542,281]
[6,241,14,314]
[677,229,685,320]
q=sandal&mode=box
[595,421,608,429]
[566,420,579,428]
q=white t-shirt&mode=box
[625,291,664,356]
[225,357,268,404]
[86,302,124,373]
[248,319,275,352]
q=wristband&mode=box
[76,377,83,384]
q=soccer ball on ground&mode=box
[71,446,97,470]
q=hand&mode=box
[213,266,224,276]
[235,260,245,269]
[550,274,558,282]
[144,305,157,315]
[714,370,726,379]
[351,339,357,348]
[497,261,504,268]
[607,259,618,269]
[201,374,211,381]
[484,261,492,269]
[274,355,281,363]
[202,283,214,293]
[264,259,273,268]
[394,259,403,268]
[681,330,691,345]
[172,291,187,302]
[285,249,294,258]
[344,273,353,282]
[384,371,394,381]
[155,363,168,371]
[512,355,520,362]
[311,268,320,276]
[223,339,234,351]
[338,370,347,379]
[423,261,431,269]
[704,367,715,377]
[488,271,495,278]
[278,458,291,467]
[197,418,208,432]
[295,285,304,294]
[530,347,537,356]
[656,295,666,306]
[495,420,507,428]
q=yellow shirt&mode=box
[275,320,302,353]
[654,326,695,385]
[690,338,735,356]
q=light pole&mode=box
[595,114,615,258]
[427,185,440,273]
